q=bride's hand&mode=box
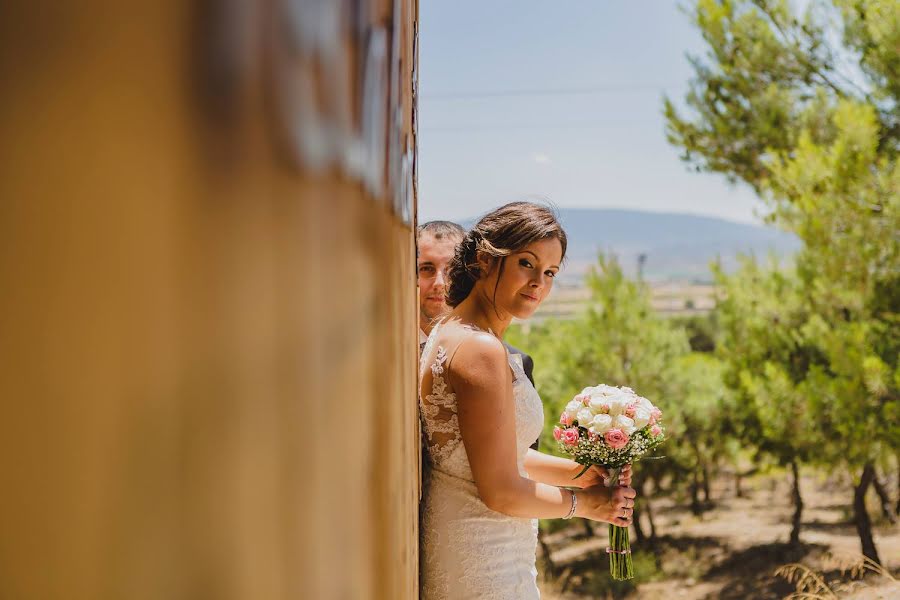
[574,464,632,488]
[574,484,636,527]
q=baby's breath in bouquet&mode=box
[553,384,666,581]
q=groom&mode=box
[417,220,538,448]
[417,220,535,383]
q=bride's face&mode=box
[479,237,562,320]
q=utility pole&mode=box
[637,253,647,282]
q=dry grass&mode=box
[536,469,900,599]
[776,554,900,599]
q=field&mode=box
[538,469,900,599]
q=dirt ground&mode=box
[538,469,900,599]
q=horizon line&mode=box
[421,205,772,228]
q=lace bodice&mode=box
[418,321,545,599]
[419,322,544,481]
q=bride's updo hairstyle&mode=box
[446,201,567,308]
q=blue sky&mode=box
[417,1,766,225]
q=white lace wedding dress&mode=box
[419,322,545,599]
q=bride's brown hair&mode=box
[446,202,567,308]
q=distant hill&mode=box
[464,208,799,282]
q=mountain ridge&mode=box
[461,207,799,282]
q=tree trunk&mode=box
[632,479,646,543]
[789,459,803,547]
[896,451,900,516]
[871,468,897,524]
[735,470,743,498]
[537,525,557,578]
[632,506,646,543]
[645,497,658,540]
[581,518,594,538]
[853,463,882,566]
[701,462,711,503]
[690,470,702,515]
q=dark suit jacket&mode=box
[503,342,534,386]
[504,342,540,450]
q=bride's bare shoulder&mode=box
[439,324,506,385]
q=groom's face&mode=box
[417,233,458,328]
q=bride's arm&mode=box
[449,333,635,525]
[523,450,584,487]
[524,450,633,488]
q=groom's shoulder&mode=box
[503,342,535,384]
[503,342,530,359]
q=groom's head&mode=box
[417,220,465,333]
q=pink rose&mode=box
[553,426,563,441]
[603,428,630,450]
[651,408,663,421]
[651,424,663,437]
[561,428,580,447]
[598,403,610,414]
[559,411,574,427]
[624,402,638,418]
[576,393,591,406]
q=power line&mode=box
[419,120,654,133]
[420,83,686,101]
[420,123,614,133]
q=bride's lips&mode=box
[520,292,539,302]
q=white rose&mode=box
[590,384,618,398]
[637,396,654,412]
[607,394,630,417]
[565,400,583,418]
[588,396,610,413]
[613,414,636,435]
[576,408,595,428]
[589,414,613,434]
[632,407,651,429]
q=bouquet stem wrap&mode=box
[604,467,633,581]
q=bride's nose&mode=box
[530,273,548,287]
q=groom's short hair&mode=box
[417,220,465,243]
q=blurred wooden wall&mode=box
[0,1,419,598]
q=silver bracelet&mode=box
[562,489,577,519]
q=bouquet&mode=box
[553,384,666,580]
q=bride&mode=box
[419,202,637,599]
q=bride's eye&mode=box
[545,270,557,278]
[519,259,533,269]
